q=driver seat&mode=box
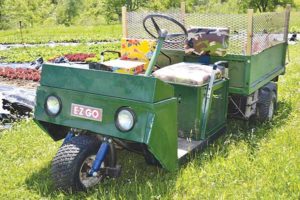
[153,27,229,86]
[153,62,225,86]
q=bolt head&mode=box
[92,172,98,177]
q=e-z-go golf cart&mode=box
[33,5,291,192]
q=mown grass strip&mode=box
[0,25,122,44]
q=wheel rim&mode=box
[79,155,105,188]
[268,100,275,120]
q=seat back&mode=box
[120,38,157,70]
[184,27,229,57]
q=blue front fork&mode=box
[89,139,110,176]
[62,131,74,145]
[63,133,111,176]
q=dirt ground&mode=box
[0,77,39,89]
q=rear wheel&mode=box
[256,87,277,122]
[51,135,114,192]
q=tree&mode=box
[243,0,294,12]
[75,0,104,25]
[0,0,7,29]
[145,0,182,11]
[1,0,55,29]
[56,0,83,25]
[103,0,145,23]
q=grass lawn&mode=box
[290,11,300,32]
[0,25,122,44]
[0,42,299,199]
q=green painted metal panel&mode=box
[148,99,178,171]
[210,55,250,95]
[205,79,229,138]
[227,60,247,88]
[174,85,202,138]
[172,79,228,140]
[157,51,184,66]
[35,86,153,143]
[247,43,286,94]
[248,67,285,94]
[249,43,286,84]
[40,64,174,103]
[227,87,247,95]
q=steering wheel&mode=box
[143,14,188,44]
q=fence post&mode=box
[181,1,186,25]
[122,6,128,38]
[284,4,291,42]
[246,9,254,56]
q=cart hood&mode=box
[40,63,174,103]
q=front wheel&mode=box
[51,135,114,192]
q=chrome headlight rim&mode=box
[115,107,136,132]
[44,95,62,117]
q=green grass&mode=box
[0,25,122,44]
[0,43,120,63]
[290,11,300,32]
[0,43,299,199]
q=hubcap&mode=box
[79,155,105,188]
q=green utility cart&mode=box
[34,5,291,192]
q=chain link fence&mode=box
[252,12,286,54]
[185,13,248,55]
[126,10,288,55]
[127,9,185,51]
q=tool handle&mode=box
[100,50,121,63]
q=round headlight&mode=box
[115,108,136,132]
[45,95,61,116]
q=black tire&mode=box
[143,148,161,167]
[51,135,114,192]
[256,88,277,122]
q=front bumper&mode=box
[34,86,178,171]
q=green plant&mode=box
[0,43,120,63]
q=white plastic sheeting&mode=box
[0,85,36,111]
